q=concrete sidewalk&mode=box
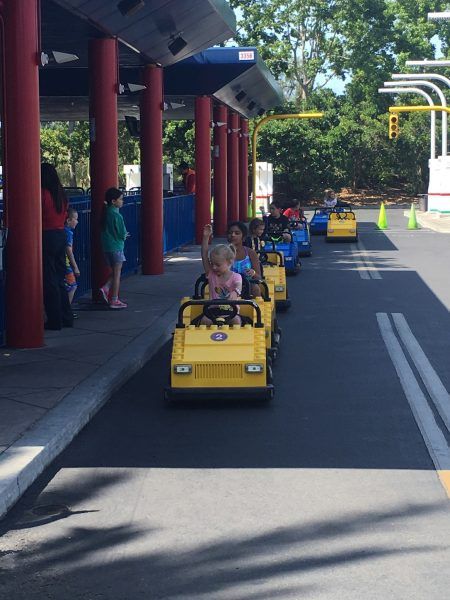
[403,209,450,233]
[0,246,203,518]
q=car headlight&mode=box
[275,285,285,292]
[328,228,334,233]
[174,364,192,374]
[245,364,264,373]
[349,228,356,233]
[302,242,309,245]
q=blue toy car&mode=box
[309,208,330,235]
[267,237,300,275]
[291,220,312,256]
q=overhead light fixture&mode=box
[118,0,145,17]
[118,82,147,94]
[163,100,186,110]
[247,101,256,110]
[40,50,79,66]
[235,90,247,102]
[168,34,187,56]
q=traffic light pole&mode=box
[251,112,324,218]
[389,104,449,157]
[389,105,450,213]
[389,105,450,114]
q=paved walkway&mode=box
[0,247,203,518]
[405,209,450,233]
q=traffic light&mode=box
[389,114,399,139]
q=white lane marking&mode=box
[392,313,450,434]
[357,239,382,279]
[350,246,371,279]
[376,312,450,471]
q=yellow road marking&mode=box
[437,471,450,498]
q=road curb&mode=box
[0,303,178,519]
[403,210,450,233]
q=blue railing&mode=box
[70,198,92,298]
[0,193,195,343]
[69,193,194,299]
[164,194,195,253]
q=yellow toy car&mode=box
[183,275,281,362]
[165,299,274,401]
[326,208,358,242]
[259,250,291,310]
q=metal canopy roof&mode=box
[49,0,236,67]
[163,47,283,119]
[40,45,283,121]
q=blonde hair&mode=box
[210,243,236,263]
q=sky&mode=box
[231,7,446,97]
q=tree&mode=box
[230,0,449,196]
[41,122,90,188]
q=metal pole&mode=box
[3,0,43,347]
[389,106,450,113]
[386,79,447,156]
[89,38,119,300]
[195,96,212,244]
[379,87,436,159]
[213,105,228,236]
[391,74,450,155]
[141,64,163,275]
[239,117,249,221]
[227,112,239,223]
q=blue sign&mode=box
[210,332,228,342]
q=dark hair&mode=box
[290,198,300,207]
[101,187,123,229]
[249,218,264,234]
[179,161,189,170]
[269,200,282,209]
[227,221,248,238]
[41,163,67,214]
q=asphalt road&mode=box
[2,208,450,599]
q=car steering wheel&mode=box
[202,303,238,324]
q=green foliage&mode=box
[163,120,195,184]
[39,0,450,198]
[232,0,450,198]
[41,122,90,188]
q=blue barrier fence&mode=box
[0,193,195,343]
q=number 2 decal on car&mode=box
[210,332,228,342]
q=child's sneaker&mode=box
[109,299,127,309]
[99,285,110,304]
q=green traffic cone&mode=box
[377,202,388,229]
[408,203,419,230]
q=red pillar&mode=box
[3,0,43,347]
[141,65,163,274]
[213,105,228,236]
[89,38,118,300]
[195,96,211,243]
[227,112,239,223]
[239,118,249,222]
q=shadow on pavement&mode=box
[0,502,445,599]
